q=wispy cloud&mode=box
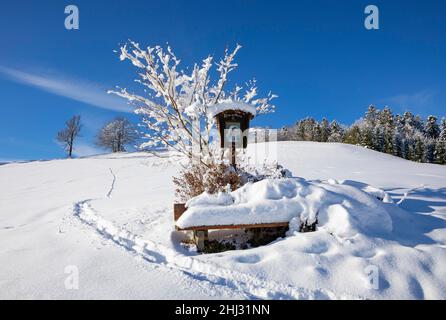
[0,66,132,113]
[380,90,434,112]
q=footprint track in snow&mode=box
[72,199,350,300]
[106,168,116,198]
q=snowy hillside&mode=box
[1,141,446,299]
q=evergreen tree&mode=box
[302,117,317,141]
[414,136,424,162]
[403,111,415,137]
[392,132,403,158]
[320,118,330,142]
[344,125,361,145]
[405,139,414,161]
[360,125,374,149]
[424,115,440,139]
[377,107,394,154]
[423,138,436,163]
[414,115,424,133]
[294,120,305,141]
[439,118,446,141]
[313,122,322,142]
[393,114,404,158]
[434,140,446,165]
[401,138,408,159]
[364,105,378,127]
[374,127,385,152]
[328,120,343,142]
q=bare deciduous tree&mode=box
[57,115,82,158]
[96,117,137,152]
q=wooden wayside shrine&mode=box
[172,105,287,252]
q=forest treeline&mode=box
[277,106,446,165]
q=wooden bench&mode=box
[174,203,289,251]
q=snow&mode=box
[206,100,257,118]
[186,191,234,208]
[314,181,393,238]
[1,142,446,299]
[177,177,393,239]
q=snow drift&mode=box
[177,177,393,239]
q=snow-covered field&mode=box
[1,141,446,299]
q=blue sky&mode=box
[1,0,445,161]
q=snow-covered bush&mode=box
[110,42,276,164]
[110,42,276,201]
[237,160,293,183]
[173,161,241,202]
[110,42,280,200]
[174,158,291,202]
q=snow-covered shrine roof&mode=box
[207,101,257,119]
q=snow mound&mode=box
[176,177,393,238]
[186,191,234,207]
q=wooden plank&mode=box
[173,203,186,221]
[177,222,289,231]
[173,203,187,231]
